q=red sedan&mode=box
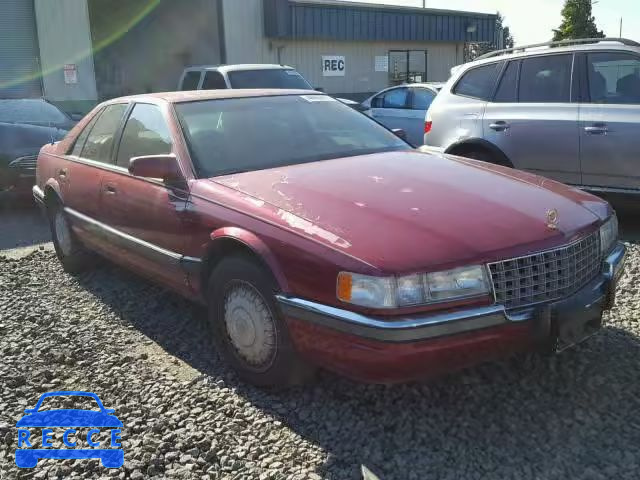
[33,90,626,386]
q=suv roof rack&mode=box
[476,37,640,61]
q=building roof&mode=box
[264,0,498,44]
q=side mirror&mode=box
[129,154,183,183]
[392,128,407,141]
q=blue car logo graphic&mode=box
[15,391,123,469]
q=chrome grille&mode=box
[10,155,38,171]
[488,232,601,310]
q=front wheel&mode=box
[48,201,96,273]
[207,255,315,386]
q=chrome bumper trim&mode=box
[277,242,626,343]
[32,185,45,205]
[277,296,531,342]
[604,243,627,281]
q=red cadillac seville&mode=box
[34,90,626,386]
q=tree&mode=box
[466,12,514,61]
[553,0,604,41]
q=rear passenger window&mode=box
[202,71,227,90]
[494,61,519,103]
[80,104,128,163]
[70,112,100,156]
[519,55,572,103]
[116,104,172,168]
[411,88,436,110]
[453,63,500,100]
[181,71,201,91]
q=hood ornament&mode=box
[546,209,559,230]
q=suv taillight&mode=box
[424,120,432,134]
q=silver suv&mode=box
[424,38,640,194]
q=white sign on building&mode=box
[63,64,78,84]
[321,56,345,76]
[374,56,388,72]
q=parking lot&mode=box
[1,198,639,480]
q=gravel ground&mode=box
[1,208,640,479]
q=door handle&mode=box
[584,124,608,135]
[489,121,510,132]
[58,168,68,178]
[104,184,117,195]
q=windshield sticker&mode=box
[299,95,336,103]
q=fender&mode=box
[43,178,63,204]
[444,138,513,167]
[208,227,289,292]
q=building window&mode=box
[389,51,428,85]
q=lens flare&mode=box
[0,0,161,92]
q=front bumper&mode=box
[279,243,626,382]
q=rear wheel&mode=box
[48,200,96,273]
[207,255,315,386]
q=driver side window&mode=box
[116,103,173,169]
[372,88,409,109]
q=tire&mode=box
[207,255,315,387]
[47,200,96,273]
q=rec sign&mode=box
[322,56,345,77]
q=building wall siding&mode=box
[34,0,97,111]
[88,0,222,100]
[0,0,42,98]
[223,0,463,96]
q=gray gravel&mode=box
[1,238,640,478]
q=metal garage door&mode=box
[0,0,42,98]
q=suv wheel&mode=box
[207,255,315,386]
[48,201,96,273]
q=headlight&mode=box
[599,215,618,255]
[337,265,490,309]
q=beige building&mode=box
[0,0,496,113]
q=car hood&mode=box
[212,150,609,273]
[0,122,68,165]
[16,410,123,428]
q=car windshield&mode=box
[0,99,68,124]
[175,95,408,178]
[227,69,313,89]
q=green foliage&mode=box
[553,0,604,41]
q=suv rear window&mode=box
[227,69,312,90]
[453,63,500,100]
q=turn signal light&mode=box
[424,121,432,134]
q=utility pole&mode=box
[619,17,623,37]
[422,0,426,8]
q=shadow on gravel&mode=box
[72,260,640,479]
[0,194,51,251]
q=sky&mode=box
[347,0,640,45]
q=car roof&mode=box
[185,64,295,73]
[457,41,640,73]
[104,89,323,105]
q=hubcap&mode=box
[223,283,276,369]
[54,210,72,256]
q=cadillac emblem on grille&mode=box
[546,209,559,230]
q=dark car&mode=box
[0,99,78,194]
[34,90,625,386]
